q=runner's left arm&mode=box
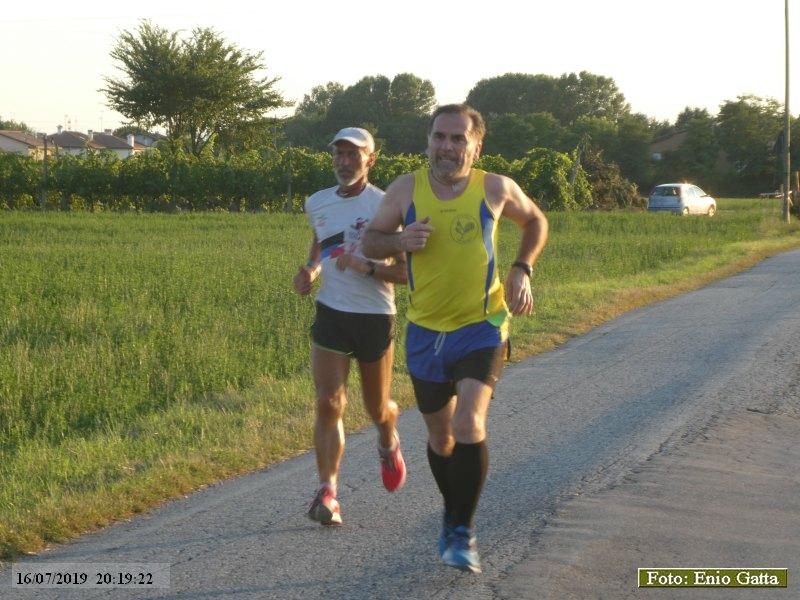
[491,174,549,315]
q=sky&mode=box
[1,0,796,134]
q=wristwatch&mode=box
[511,261,532,277]
[365,260,377,277]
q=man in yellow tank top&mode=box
[363,104,549,573]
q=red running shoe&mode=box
[379,433,407,492]
[308,484,342,526]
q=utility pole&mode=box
[39,135,49,209]
[285,143,293,213]
[783,0,791,222]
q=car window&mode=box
[653,186,679,196]
[694,186,705,196]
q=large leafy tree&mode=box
[554,71,630,124]
[388,73,436,117]
[482,112,564,159]
[655,108,719,189]
[295,82,345,118]
[286,73,436,153]
[716,95,783,194]
[466,73,560,117]
[465,71,629,125]
[325,75,392,130]
[103,21,288,156]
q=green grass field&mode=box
[1,199,798,559]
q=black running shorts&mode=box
[311,301,395,363]
[411,344,506,414]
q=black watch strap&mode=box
[511,261,532,277]
[365,260,377,277]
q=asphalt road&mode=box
[5,249,800,599]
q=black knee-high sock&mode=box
[427,444,452,516]
[447,441,488,529]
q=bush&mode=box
[0,144,637,213]
[511,148,592,211]
[580,147,642,210]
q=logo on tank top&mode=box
[450,214,479,244]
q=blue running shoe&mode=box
[442,525,481,573]
[438,513,455,557]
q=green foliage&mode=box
[103,21,288,157]
[474,154,514,178]
[608,113,654,188]
[580,147,642,210]
[295,82,345,118]
[466,73,561,117]
[512,148,592,211]
[0,152,39,206]
[466,71,629,125]
[654,109,720,191]
[285,73,436,154]
[0,117,34,132]
[482,112,565,159]
[50,152,121,210]
[370,153,428,189]
[116,149,170,209]
[555,71,630,124]
[715,95,783,195]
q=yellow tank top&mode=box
[405,168,508,332]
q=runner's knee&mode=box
[316,392,347,420]
[363,396,396,424]
[452,412,485,442]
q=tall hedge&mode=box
[0,146,596,212]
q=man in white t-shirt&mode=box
[293,127,408,526]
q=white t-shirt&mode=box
[305,183,396,314]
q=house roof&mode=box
[650,130,688,154]
[92,132,137,150]
[48,130,140,150]
[0,130,44,148]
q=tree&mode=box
[715,95,783,194]
[554,71,630,124]
[466,73,561,117]
[466,71,629,126]
[607,113,653,188]
[296,82,345,118]
[388,73,436,117]
[655,109,719,190]
[103,21,289,156]
[675,107,712,129]
[325,75,392,131]
[482,112,564,159]
[0,117,34,132]
[285,73,436,153]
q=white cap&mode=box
[329,127,375,153]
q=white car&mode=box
[647,183,717,216]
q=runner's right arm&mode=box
[293,232,321,295]
[363,174,433,259]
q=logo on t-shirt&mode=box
[450,214,479,244]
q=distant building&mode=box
[649,130,688,162]
[0,130,50,159]
[649,129,730,172]
[133,131,168,148]
[47,126,147,159]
